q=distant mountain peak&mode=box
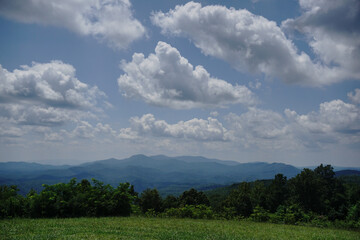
[129,154,150,159]
[1,154,305,196]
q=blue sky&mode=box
[0,0,359,166]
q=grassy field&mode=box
[1,217,359,240]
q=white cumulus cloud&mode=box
[0,61,106,126]
[118,41,256,109]
[0,61,104,109]
[38,121,118,142]
[285,99,360,136]
[152,1,359,86]
[225,108,292,149]
[348,89,360,105]
[225,100,360,149]
[227,108,289,140]
[282,0,360,80]
[120,113,232,141]
[0,0,145,49]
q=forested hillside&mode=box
[1,164,360,229]
[0,155,301,196]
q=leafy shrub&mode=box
[131,204,141,216]
[1,179,136,218]
[162,205,214,219]
[145,208,157,217]
[310,215,330,228]
[0,185,25,218]
[347,202,360,222]
[250,205,270,222]
[218,207,237,220]
[270,205,310,225]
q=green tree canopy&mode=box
[179,188,210,207]
[139,188,163,213]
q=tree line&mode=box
[0,179,136,218]
[1,164,360,228]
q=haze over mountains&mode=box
[0,154,299,195]
[1,154,358,196]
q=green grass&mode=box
[1,217,359,240]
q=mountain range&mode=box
[0,154,357,196]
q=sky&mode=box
[0,0,359,167]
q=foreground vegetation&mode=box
[1,217,359,240]
[1,164,360,230]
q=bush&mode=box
[0,185,26,218]
[1,179,136,218]
[250,205,270,222]
[191,205,214,219]
[218,207,237,220]
[342,220,360,229]
[131,204,141,216]
[145,208,157,217]
[162,205,214,219]
[310,215,330,228]
[270,205,310,225]
[347,202,360,222]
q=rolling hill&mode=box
[0,154,302,196]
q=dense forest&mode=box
[1,164,360,229]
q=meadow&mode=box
[1,217,359,240]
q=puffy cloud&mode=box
[285,100,360,135]
[282,0,360,80]
[0,61,106,126]
[225,108,292,149]
[118,98,360,149]
[0,0,145,49]
[67,121,117,140]
[152,2,359,86]
[0,61,105,108]
[118,41,256,109]
[227,108,288,140]
[118,127,138,140]
[38,121,118,142]
[121,113,232,141]
[225,100,360,149]
[348,89,360,104]
[95,123,117,136]
[1,105,78,126]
